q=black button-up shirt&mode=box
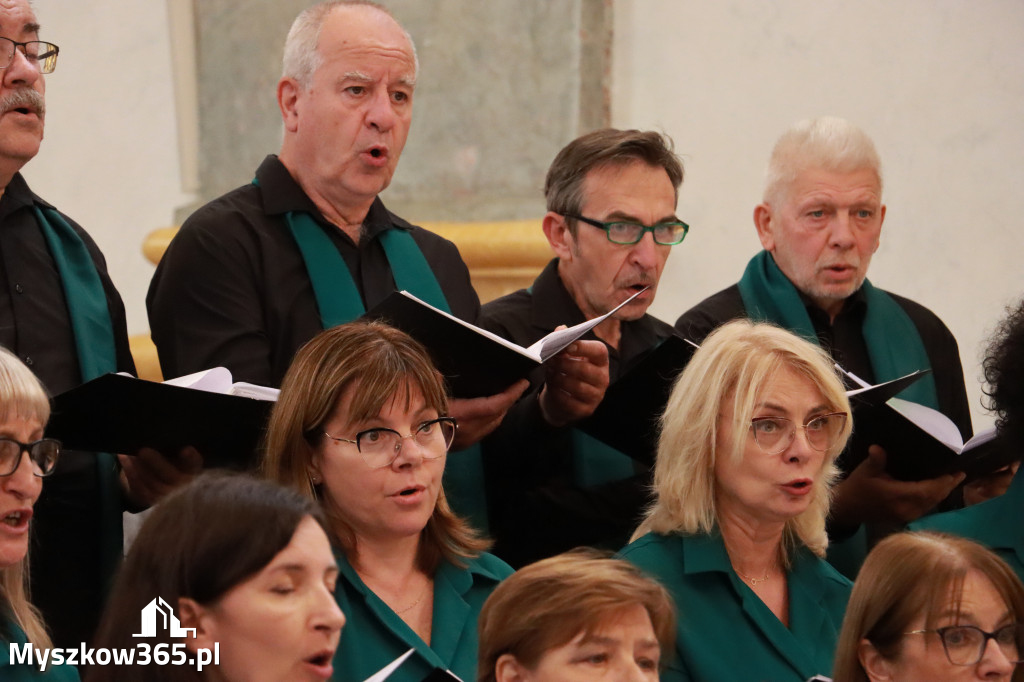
[147,155,480,387]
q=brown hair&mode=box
[833,531,1024,682]
[477,548,676,682]
[544,129,684,236]
[261,321,488,572]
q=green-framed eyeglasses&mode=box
[565,214,689,245]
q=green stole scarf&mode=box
[737,250,939,409]
[281,206,490,531]
[33,205,122,592]
[285,210,448,324]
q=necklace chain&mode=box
[735,568,770,586]
[393,582,429,614]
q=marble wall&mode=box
[193,0,611,220]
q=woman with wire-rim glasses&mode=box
[261,321,513,682]
[0,346,75,681]
[619,319,854,681]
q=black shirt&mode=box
[0,172,135,649]
[147,155,480,388]
[478,259,675,567]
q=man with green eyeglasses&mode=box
[478,128,688,567]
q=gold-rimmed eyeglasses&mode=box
[749,412,848,455]
[0,37,59,74]
[323,417,457,469]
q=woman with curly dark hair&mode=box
[911,298,1024,580]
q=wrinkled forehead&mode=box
[0,0,40,36]
[319,5,416,77]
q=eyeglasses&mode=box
[0,437,61,477]
[904,624,1024,666]
[564,214,689,246]
[0,37,59,74]
[323,417,457,469]
[749,412,848,455]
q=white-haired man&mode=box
[676,117,971,572]
[148,1,526,447]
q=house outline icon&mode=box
[133,597,197,638]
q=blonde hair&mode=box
[833,531,1024,682]
[763,116,883,206]
[261,321,487,572]
[477,548,676,682]
[0,346,52,650]
[633,320,851,561]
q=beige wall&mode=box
[22,0,194,337]
[20,1,1024,429]
[616,0,1024,429]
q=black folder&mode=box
[46,373,273,469]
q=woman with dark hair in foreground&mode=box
[88,473,344,682]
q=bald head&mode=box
[282,1,417,91]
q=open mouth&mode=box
[783,479,812,494]
[397,486,422,497]
[305,652,332,667]
[2,510,29,527]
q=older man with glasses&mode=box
[478,128,688,567]
[0,0,134,654]
[0,0,200,650]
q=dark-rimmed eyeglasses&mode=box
[564,214,689,246]
[903,624,1024,666]
[0,37,59,74]
[323,417,457,469]
[0,437,61,477]
[749,412,848,455]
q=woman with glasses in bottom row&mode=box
[834,531,1024,681]
[261,322,513,682]
[619,319,854,681]
[0,347,76,681]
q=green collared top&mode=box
[910,466,1024,581]
[332,549,513,682]
[619,531,852,682]
[0,618,80,682]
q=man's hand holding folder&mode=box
[539,336,610,428]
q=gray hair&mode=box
[763,116,883,206]
[281,0,419,90]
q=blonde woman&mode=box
[0,347,76,680]
[619,320,853,681]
